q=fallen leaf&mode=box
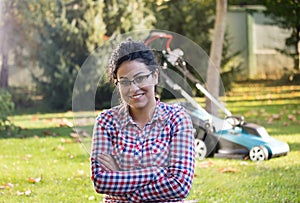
[57,145,65,151]
[43,130,59,137]
[0,183,14,189]
[16,190,31,196]
[23,154,32,161]
[272,114,281,120]
[240,161,249,166]
[70,132,83,143]
[25,190,31,195]
[31,116,39,121]
[76,129,90,137]
[28,175,42,183]
[43,130,52,136]
[287,114,296,121]
[75,137,82,143]
[88,196,95,201]
[283,122,289,126]
[61,138,73,143]
[81,131,90,137]
[16,191,23,196]
[267,117,273,124]
[219,167,238,173]
[77,170,85,176]
[70,133,79,138]
[59,118,74,127]
[198,161,214,168]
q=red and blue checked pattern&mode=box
[91,100,195,202]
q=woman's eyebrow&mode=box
[133,71,148,77]
[119,71,147,79]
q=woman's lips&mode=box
[130,93,145,99]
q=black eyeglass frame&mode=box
[116,71,155,87]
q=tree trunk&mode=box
[0,52,9,88]
[296,26,300,70]
[205,0,227,116]
[0,11,10,89]
[0,28,9,89]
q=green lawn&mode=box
[1,81,299,202]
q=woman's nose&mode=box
[129,82,140,91]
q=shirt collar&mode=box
[151,99,169,122]
[117,104,132,128]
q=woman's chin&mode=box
[128,95,149,109]
[129,100,147,110]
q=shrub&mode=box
[0,89,20,136]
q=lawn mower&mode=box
[145,31,290,161]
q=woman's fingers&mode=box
[97,154,119,171]
[100,163,113,172]
[98,153,113,162]
[97,154,112,171]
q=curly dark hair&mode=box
[108,38,158,83]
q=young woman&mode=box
[90,39,195,202]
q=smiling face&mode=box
[117,60,158,112]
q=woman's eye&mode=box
[120,80,130,85]
[135,76,144,83]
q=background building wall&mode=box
[227,5,293,79]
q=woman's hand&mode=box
[97,153,120,172]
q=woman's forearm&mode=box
[91,158,167,195]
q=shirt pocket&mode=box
[112,137,136,170]
[142,139,170,167]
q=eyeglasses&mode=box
[116,71,154,87]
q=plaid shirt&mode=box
[91,99,195,202]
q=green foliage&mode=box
[229,0,263,6]
[104,0,156,35]
[28,0,157,110]
[0,89,19,135]
[0,89,14,118]
[95,81,115,110]
[9,87,34,109]
[29,0,106,110]
[5,0,244,110]
[153,0,240,93]
[154,0,215,53]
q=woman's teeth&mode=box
[131,93,144,99]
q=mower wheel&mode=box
[195,139,207,160]
[249,146,269,161]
